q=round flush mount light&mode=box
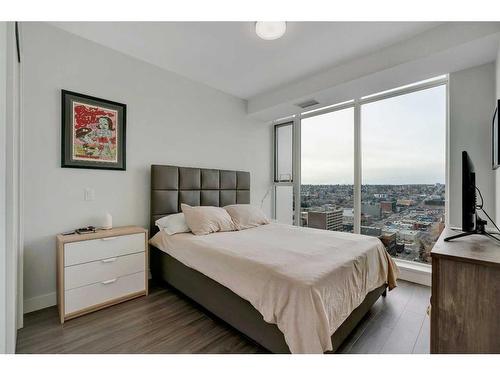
[255,22,286,40]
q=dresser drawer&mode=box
[64,233,145,266]
[65,252,145,290]
[64,271,145,315]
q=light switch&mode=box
[84,188,95,201]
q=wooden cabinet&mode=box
[57,226,148,323]
[431,228,500,353]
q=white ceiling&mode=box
[50,22,440,99]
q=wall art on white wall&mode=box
[61,90,127,170]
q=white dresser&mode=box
[56,226,148,323]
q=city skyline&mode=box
[300,183,446,264]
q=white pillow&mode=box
[223,204,270,230]
[155,213,190,235]
[181,204,236,235]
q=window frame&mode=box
[299,103,358,232]
[273,75,449,244]
[273,120,295,183]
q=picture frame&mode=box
[61,90,126,170]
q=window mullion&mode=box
[354,100,361,234]
[294,117,301,226]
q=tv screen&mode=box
[462,151,476,232]
[493,101,499,169]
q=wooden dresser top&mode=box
[56,226,147,244]
[432,227,500,267]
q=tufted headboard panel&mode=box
[150,165,250,236]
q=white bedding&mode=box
[149,223,399,353]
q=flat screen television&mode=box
[493,102,499,169]
[462,151,476,232]
[445,151,493,242]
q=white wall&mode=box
[449,63,496,227]
[0,21,8,354]
[1,21,19,354]
[22,23,271,312]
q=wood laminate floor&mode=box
[16,280,430,354]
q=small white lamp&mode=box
[103,212,113,230]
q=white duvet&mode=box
[149,223,399,353]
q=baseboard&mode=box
[395,259,432,287]
[24,292,56,314]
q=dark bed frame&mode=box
[149,164,387,353]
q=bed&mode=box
[149,165,398,354]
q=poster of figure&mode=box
[62,90,126,170]
[72,102,118,162]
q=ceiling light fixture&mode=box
[255,22,286,40]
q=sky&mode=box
[301,84,446,185]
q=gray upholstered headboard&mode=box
[150,165,250,236]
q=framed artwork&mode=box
[61,90,126,170]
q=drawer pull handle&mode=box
[101,278,117,285]
[101,237,118,241]
[101,257,117,263]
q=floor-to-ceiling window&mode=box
[274,121,295,225]
[300,107,355,232]
[273,76,447,266]
[361,84,446,264]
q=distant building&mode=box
[414,221,431,230]
[308,209,343,231]
[398,229,419,242]
[393,220,414,230]
[397,199,416,207]
[362,202,381,218]
[361,226,382,236]
[404,242,419,256]
[424,198,445,206]
[343,223,354,233]
[380,201,394,214]
[361,213,373,225]
[343,208,354,224]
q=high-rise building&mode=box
[308,209,343,231]
[398,229,419,242]
[343,208,354,224]
[361,226,382,236]
[362,202,381,218]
